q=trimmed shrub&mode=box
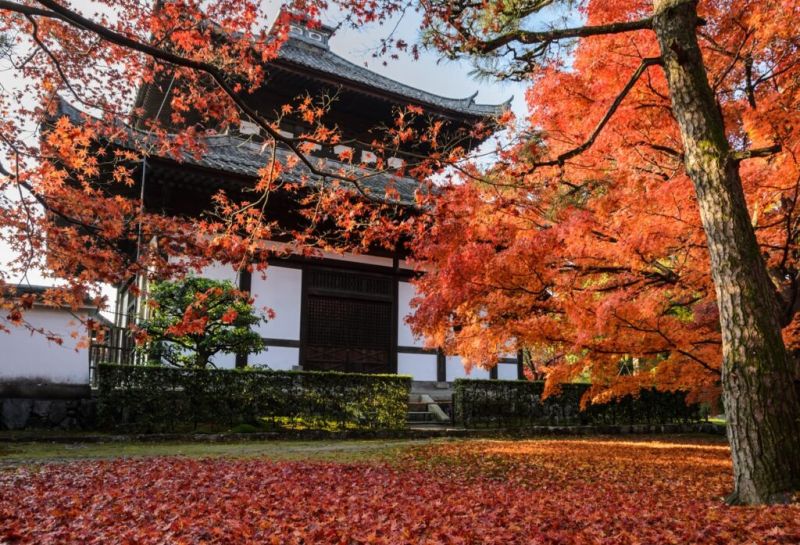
[453,379,704,428]
[96,364,411,433]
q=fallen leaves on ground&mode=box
[1,437,798,544]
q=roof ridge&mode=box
[286,38,486,104]
[277,37,511,116]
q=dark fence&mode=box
[453,379,704,428]
[97,364,411,433]
[89,324,136,387]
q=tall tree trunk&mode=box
[652,0,800,504]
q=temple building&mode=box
[59,21,521,383]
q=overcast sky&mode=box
[0,1,528,300]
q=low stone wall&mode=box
[0,381,94,430]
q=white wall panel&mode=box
[398,281,424,347]
[249,347,299,371]
[210,351,237,370]
[397,353,437,381]
[446,356,490,381]
[250,266,302,340]
[0,308,91,384]
[497,363,519,381]
[199,262,239,284]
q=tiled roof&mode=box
[185,135,421,204]
[56,100,421,205]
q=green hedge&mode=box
[453,379,704,428]
[96,364,411,433]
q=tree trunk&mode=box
[652,0,800,504]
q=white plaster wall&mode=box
[199,262,239,284]
[398,258,419,271]
[497,363,519,381]
[398,281,424,347]
[248,347,299,371]
[250,266,302,340]
[446,356,490,381]
[0,308,91,384]
[210,351,237,370]
[397,353,438,381]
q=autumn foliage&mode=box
[0,0,423,336]
[406,0,800,406]
[1,437,798,544]
[7,0,792,406]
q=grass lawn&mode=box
[0,438,419,466]
[1,435,798,544]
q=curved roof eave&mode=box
[273,38,511,120]
[52,99,424,207]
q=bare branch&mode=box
[471,17,654,54]
[0,0,68,22]
[733,144,781,162]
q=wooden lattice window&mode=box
[306,268,393,300]
[303,267,393,373]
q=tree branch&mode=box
[676,349,720,375]
[24,13,104,114]
[530,57,663,170]
[0,0,68,22]
[471,17,654,54]
[733,144,781,162]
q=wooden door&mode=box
[302,267,393,374]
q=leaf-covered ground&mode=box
[1,436,798,544]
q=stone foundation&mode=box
[0,380,94,430]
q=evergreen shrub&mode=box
[97,364,411,433]
[453,379,704,428]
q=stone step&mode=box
[407,411,436,423]
[407,422,453,430]
[407,393,452,425]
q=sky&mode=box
[324,10,528,116]
[0,1,529,305]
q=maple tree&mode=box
[1,437,798,544]
[138,277,264,368]
[399,0,800,505]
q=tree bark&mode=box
[652,0,800,504]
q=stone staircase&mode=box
[407,391,452,428]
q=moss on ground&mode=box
[0,433,727,469]
[0,438,440,467]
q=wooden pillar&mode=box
[390,259,399,374]
[235,268,252,369]
[436,349,446,382]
